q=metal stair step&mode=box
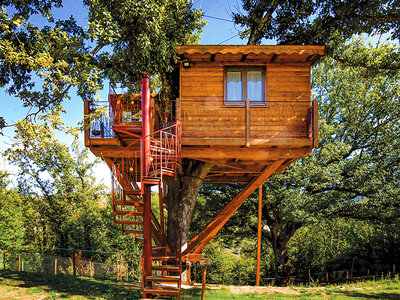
[122,229,144,235]
[152,256,178,261]
[114,211,143,216]
[143,286,180,295]
[114,201,144,206]
[151,265,180,272]
[146,275,180,283]
[152,246,167,251]
[114,220,143,226]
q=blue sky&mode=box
[0,0,254,185]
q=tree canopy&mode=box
[0,0,204,129]
[234,0,400,47]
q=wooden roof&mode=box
[176,45,325,64]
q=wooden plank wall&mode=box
[180,61,311,141]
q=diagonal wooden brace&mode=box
[183,159,285,255]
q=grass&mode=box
[1,270,400,299]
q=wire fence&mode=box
[0,248,142,282]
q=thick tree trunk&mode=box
[164,159,213,253]
[268,222,299,286]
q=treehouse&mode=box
[84,45,325,299]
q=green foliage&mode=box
[0,0,205,129]
[0,171,25,252]
[235,0,400,48]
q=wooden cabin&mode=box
[84,45,325,299]
[177,45,324,183]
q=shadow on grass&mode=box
[0,270,142,299]
[335,290,400,299]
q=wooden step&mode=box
[143,286,180,296]
[152,265,180,272]
[141,178,161,185]
[114,211,143,216]
[114,201,144,206]
[152,246,167,251]
[122,229,144,235]
[152,256,178,261]
[146,275,180,283]
[114,220,143,226]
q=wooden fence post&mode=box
[72,249,76,276]
[201,266,207,300]
[18,255,21,272]
[54,259,57,275]
[186,261,191,284]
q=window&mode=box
[225,66,265,105]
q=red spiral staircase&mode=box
[101,79,183,299]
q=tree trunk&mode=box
[268,222,299,286]
[164,159,213,253]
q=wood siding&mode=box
[180,62,311,144]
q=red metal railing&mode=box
[141,121,182,181]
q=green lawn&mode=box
[1,270,400,299]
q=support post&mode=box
[201,266,207,300]
[18,255,21,272]
[245,98,250,147]
[142,77,152,177]
[142,185,152,285]
[256,185,262,286]
[54,259,57,275]
[159,184,165,241]
[141,76,153,292]
[72,249,76,276]
[186,261,191,284]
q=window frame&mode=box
[224,66,266,106]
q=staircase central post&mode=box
[142,77,153,283]
[142,77,152,175]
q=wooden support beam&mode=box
[312,99,319,148]
[183,159,284,255]
[245,98,250,147]
[256,185,262,286]
[182,147,312,161]
[182,137,313,147]
[89,138,122,146]
[91,147,139,158]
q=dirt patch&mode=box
[205,284,302,295]
[0,285,49,299]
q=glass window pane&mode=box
[227,71,242,101]
[247,71,263,101]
